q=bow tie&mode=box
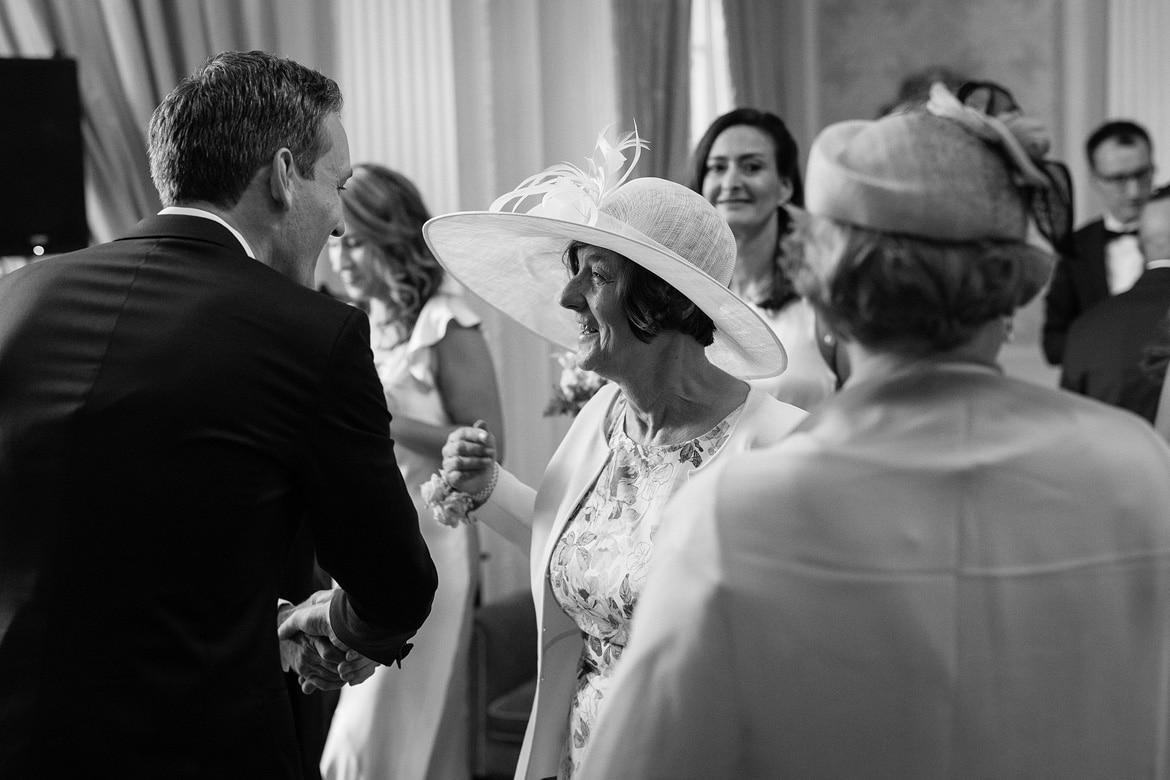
[1105,227,1138,241]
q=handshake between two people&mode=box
[277,588,378,694]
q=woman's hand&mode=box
[440,421,498,496]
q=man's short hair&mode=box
[148,50,343,208]
[1085,120,1152,170]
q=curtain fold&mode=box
[721,0,813,163]
[0,0,333,245]
[611,0,692,181]
[1108,0,1170,180]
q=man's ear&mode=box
[269,148,296,210]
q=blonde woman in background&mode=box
[321,164,504,780]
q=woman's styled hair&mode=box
[564,242,715,347]
[785,217,1052,356]
[149,51,342,208]
[342,164,443,331]
[687,107,805,311]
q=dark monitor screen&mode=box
[0,57,88,257]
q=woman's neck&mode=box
[841,320,1007,385]
[730,213,779,302]
[616,337,748,447]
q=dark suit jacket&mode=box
[0,215,437,778]
[1043,219,1114,365]
[1059,265,1170,423]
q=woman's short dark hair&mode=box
[785,219,1053,356]
[565,242,715,347]
[687,107,804,207]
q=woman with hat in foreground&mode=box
[579,87,1170,778]
[421,130,807,779]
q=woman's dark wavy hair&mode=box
[687,107,804,310]
[564,242,715,347]
[687,108,804,207]
[784,219,1053,356]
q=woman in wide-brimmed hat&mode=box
[580,86,1170,778]
[421,130,807,780]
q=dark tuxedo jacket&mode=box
[1059,265,1170,423]
[1042,218,1115,365]
[0,215,437,778]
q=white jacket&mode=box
[474,382,807,779]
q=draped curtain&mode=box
[334,0,621,600]
[721,0,815,167]
[1108,0,1170,186]
[0,0,333,245]
[610,0,692,182]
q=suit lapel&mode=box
[1080,220,1112,301]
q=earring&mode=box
[1002,315,1015,343]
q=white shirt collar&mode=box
[158,206,256,259]
[1103,213,1140,233]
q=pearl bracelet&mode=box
[469,460,500,509]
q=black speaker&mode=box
[0,57,87,256]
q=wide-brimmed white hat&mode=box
[422,130,786,379]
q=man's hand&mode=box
[278,589,379,693]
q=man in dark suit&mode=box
[1061,189,1170,422]
[0,51,437,778]
[1042,120,1156,364]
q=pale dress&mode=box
[747,297,835,412]
[548,395,743,779]
[321,282,480,780]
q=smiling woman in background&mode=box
[689,108,845,408]
[320,163,504,780]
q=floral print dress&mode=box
[548,395,743,778]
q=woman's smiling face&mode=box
[558,244,642,381]
[702,124,794,234]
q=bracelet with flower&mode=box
[421,460,500,527]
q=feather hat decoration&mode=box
[489,124,648,225]
[422,124,787,379]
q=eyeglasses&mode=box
[1094,165,1155,187]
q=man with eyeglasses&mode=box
[1042,120,1157,365]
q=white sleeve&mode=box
[470,465,537,553]
[578,462,747,779]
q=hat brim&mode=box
[423,211,786,379]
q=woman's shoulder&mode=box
[411,280,482,350]
[739,386,809,442]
